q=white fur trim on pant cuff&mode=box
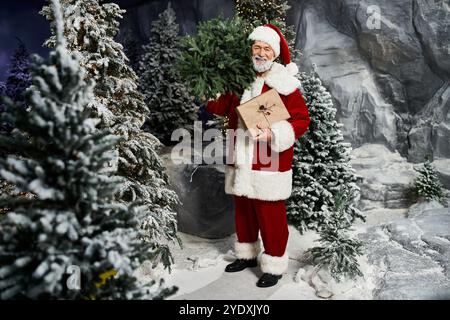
[270,120,296,153]
[234,240,261,260]
[225,166,292,201]
[259,251,289,275]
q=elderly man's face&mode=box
[252,40,275,61]
[251,40,275,73]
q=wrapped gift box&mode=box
[236,88,291,137]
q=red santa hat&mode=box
[248,23,299,75]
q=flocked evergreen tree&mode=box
[3,39,32,106]
[0,40,33,205]
[0,79,11,205]
[0,82,4,113]
[40,0,181,269]
[413,159,444,202]
[138,3,198,145]
[0,0,177,299]
[235,0,300,61]
[310,188,364,282]
[0,39,32,134]
[287,70,365,279]
[0,81,5,136]
[287,70,364,233]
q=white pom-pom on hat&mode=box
[285,62,299,76]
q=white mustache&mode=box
[252,55,274,73]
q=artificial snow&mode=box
[133,143,450,300]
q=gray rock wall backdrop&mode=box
[290,0,450,163]
[119,0,450,163]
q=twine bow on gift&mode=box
[257,101,276,133]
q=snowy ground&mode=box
[135,144,450,300]
[135,203,450,300]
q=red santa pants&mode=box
[233,195,290,275]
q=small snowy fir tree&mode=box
[413,159,444,202]
[137,3,197,145]
[0,41,33,201]
[287,70,365,233]
[0,82,4,112]
[40,0,181,269]
[235,0,299,61]
[0,0,177,299]
[0,38,32,134]
[310,188,364,282]
[0,81,5,136]
[3,38,32,108]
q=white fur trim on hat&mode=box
[259,251,289,275]
[249,26,280,57]
[234,240,262,260]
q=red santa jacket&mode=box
[206,62,310,201]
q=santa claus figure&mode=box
[206,24,311,287]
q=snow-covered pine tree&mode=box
[0,82,5,112]
[0,79,11,206]
[287,70,365,233]
[3,38,32,109]
[0,40,33,203]
[235,0,300,61]
[137,3,198,145]
[0,0,177,299]
[40,0,181,269]
[310,188,364,281]
[0,81,5,137]
[413,159,444,202]
[0,38,32,134]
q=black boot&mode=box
[256,273,282,287]
[225,258,258,272]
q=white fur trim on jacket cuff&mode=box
[234,240,261,260]
[270,120,296,153]
[259,251,289,275]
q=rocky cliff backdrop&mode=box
[117,0,450,163]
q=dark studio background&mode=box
[0,0,238,81]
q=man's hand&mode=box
[254,123,273,142]
[201,92,221,103]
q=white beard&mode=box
[252,56,274,73]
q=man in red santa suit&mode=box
[205,24,310,287]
